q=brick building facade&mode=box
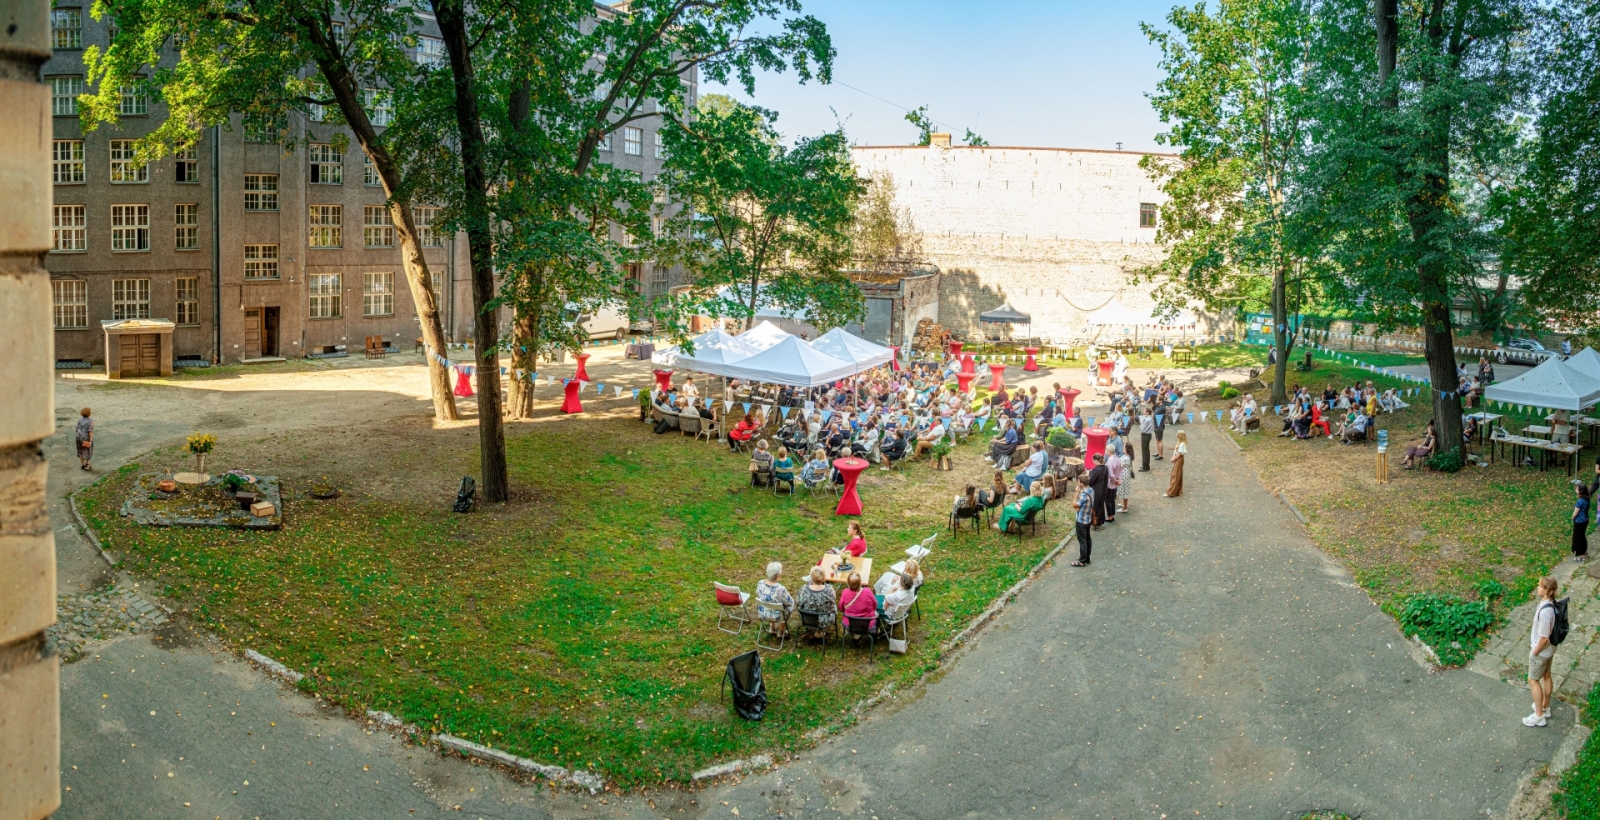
[42,8,687,369]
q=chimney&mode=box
[929,132,951,148]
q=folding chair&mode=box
[842,614,883,663]
[772,469,796,496]
[906,533,936,563]
[798,610,839,657]
[713,583,752,635]
[754,601,791,653]
[882,598,915,649]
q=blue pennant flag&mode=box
[742,402,752,414]
[631,389,639,399]
[595,383,605,396]
[780,406,791,419]
[821,410,834,423]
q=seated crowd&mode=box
[748,522,926,644]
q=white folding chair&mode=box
[714,582,752,635]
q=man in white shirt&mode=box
[1016,441,1048,493]
[1526,577,1560,727]
[1137,407,1155,472]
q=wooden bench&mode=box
[365,336,387,359]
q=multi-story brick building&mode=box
[42,6,687,371]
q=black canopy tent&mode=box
[978,303,1032,344]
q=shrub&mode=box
[1218,380,1231,391]
[1400,593,1496,666]
[1219,387,1241,400]
[1475,578,1506,602]
[1046,428,1077,449]
[1426,448,1465,473]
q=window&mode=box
[649,264,668,293]
[623,126,643,156]
[414,206,442,247]
[309,273,342,318]
[52,140,84,184]
[110,205,151,251]
[308,143,343,184]
[653,132,664,159]
[244,174,278,211]
[330,21,344,41]
[175,277,199,325]
[598,133,611,152]
[309,205,342,248]
[243,244,278,279]
[363,205,394,247]
[363,271,395,316]
[416,35,445,66]
[118,84,148,116]
[174,145,198,182]
[52,280,88,329]
[112,278,151,320]
[1139,202,1157,228]
[175,204,199,250]
[52,205,86,252]
[430,270,444,300]
[51,9,82,49]
[50,76,84,116]
[363,89,392,126]
[109,140,148,183]
[243,116,282,143]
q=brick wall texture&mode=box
[851,145,1221,344]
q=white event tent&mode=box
[810,327,895,369]
[1565,347,1600,382]
[652,323,885,387]
[650,327,758,372]
[1483,355,1600,411]
[719,335,858,387]
[737,320,792,352]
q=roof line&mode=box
[851,145,1180,158]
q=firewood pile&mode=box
[912,318,952,353]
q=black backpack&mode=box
[1548,599,1571,647]
[453,476,476,513]
[721,650,766,721]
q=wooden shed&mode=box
[101,318,175,378]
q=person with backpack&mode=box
[1526,577,1567,727]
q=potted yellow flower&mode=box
[186,433,216,475]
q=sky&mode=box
[702,0,1183,153]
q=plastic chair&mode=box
[714,582,752,635]
[754,600,792,653]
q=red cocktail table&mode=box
[832,457,869,516]
[560,378,584,414]
[1096,359,1114,386]
[889,346,902,371]
[573,352,591,382]
[652,369,673,393]
[988,363,1007,392]
[1024,347,1040,371]
[949,341,963,356]
[1083,426,1111,463]
[961,353,976,376]
[1058,387,1081,417]
[957,371,976,392]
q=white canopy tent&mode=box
[1565,347,1600,382]
[738,320,792,352]
[809,327,894,369]
[650,327,759,374]
[1085,300,1199,328]
[1484,356,1600,411]
[719,335,860,387]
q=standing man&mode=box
[1138,406,1155,472]
[1526,577,1560,727]
[1086,453,1109,531]
[1071,473,1094,567]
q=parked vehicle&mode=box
[1496,337,1549,363]
[567,302,632,341]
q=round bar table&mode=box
[1096,359,1115,386]
[652,369,674,393]
[1023,347,1040,372]
[453,368,475,397]
[961,353,977,376]
[889,346,902,371]
[957,371,976,393]
[560,378,584,414]
[832,457,870,516]
[1058,387,1081,417]
[948,341,963,357]
[988,363,1007,392]
[573,352,592,382]
[1083,426,1111,464]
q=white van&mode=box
[572,302,632,341]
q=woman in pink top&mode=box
[843,521,867,557]
[838,572,877,631]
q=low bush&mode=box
[1400,593,1496,666]
[1426,448,1465,473]
[1219,387,1241,400]
[1046,428,1077,449]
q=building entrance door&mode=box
[119,334,161,377]
[243,309,261,359]
[262,307,280,357]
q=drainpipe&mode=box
[211,124,222,363]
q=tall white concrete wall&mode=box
[852,144,1216,343]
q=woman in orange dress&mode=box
[1164,430,1187,497]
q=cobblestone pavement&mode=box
[47,581,171,662]
[1470,558,1600,699]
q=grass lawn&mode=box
[1557,681,1600,818]
[1227,349,1576,664]
[79,408,1067,787]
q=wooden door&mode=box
[119,334,160,377]
[243,309,262,359]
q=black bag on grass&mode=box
[721,650,766,721]
[453,476,476,513]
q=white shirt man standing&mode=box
[1526,577,1560,727]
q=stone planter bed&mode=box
[120,472,283,530]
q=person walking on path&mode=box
[1164,430,1187,498]
[1574,485,1590,562]
[1116,443,1135,513]
[1086,453,1110,530]
[1526,577,1560,727]
[75,407,94,471]
[1138,406,1154,472]
[1104,448,1123,522]
[1071,473,1094,567]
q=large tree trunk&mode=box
[434,0,509,502]
[507,308,538,419]
[1270,265,1290,407]
[303,21,457,421]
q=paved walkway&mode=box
[48,355,1569,818]
[1472,559,1600,699]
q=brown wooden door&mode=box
[243,309,261,359]
[119,334,160,377]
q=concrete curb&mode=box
[1278,492,1309,526]
[1551,721,1592,777]
[941,531,1073,653]
[433,733,604,793]
[68,485,118,567]
[691,754,773,782]
[243,649,304,683]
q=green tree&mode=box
[852,172,924,274]
[1140,0,1319,406]
[963,128,989,147]
[82,0,460,422]
[904,105,934,146]
[660,96,865,333]
[1296,0,1533,453]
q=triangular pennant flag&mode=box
[704,397,714,409]
[742,402,752,414]
[595,383,605,396]
[631,388,639,399]
[761,405,772,418]
[780,406,792,419]
[724,400,733,413]
[616,386,625,398]
[821,409,834,423]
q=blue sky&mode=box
[703,0,1182,152]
